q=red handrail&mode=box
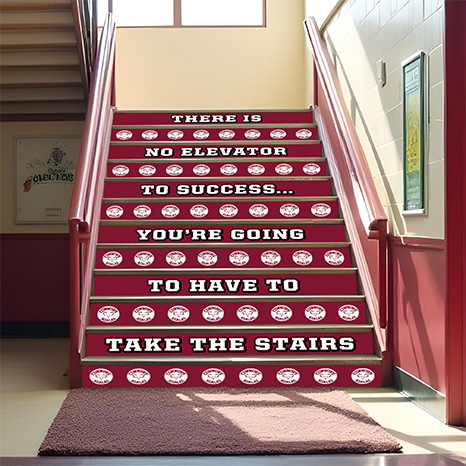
[69,13,116,388]
[304,17,388,350]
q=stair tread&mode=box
[113,123,317,129]
[107,157,327,163]
[110,140,321,145]
[102,196,338,202]
[96,242,351,248]
[100,219,345,225]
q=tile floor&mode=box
[1,338,465,461]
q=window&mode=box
[97,0,265,27]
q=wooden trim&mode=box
[174,0,181,27]
[0,23,74,30]
[0,113,85,122]
[0,2,72,12]
[0,64,81,71]
[0,43,77,51]
[0,82,83,90]
[388,234,445,251]
[445,0,466,426]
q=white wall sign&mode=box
[15,137,80,224]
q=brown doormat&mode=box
[39,387,402,456]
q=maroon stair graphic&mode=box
[83,109,381,388]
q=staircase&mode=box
[81,109,382,387]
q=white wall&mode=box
[306,0,444,238]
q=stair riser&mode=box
[101,200,338,221]
[112,127,318,143]
[107,161,327,178]
[113,111,314,125]
[90,301,366,325]
[103,179,332,199]
[98,224,347,243]
[93,274,358,296]
[108,143,323,159]
[83,364,381,387]
[96,247,351,269]
[86,332,373,356]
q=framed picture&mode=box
[14,137,80,224]
[402,52,426,214]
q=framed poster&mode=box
[402,52,426,214]
[15,137,80,224]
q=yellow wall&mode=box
[0,121,83,234]
[115,0,306,110]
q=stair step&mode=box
[107,160,328,178]
[95,246,352,270]
[82,360,382,387]
[113,110,314,126]
[93,271,358,297]
[101,199,339,221]
[89,300,367,325]
[103,178,332,198]
[97,223,347,243]
[108,143,324,159]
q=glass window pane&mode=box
[98,0,174,27]
[181,0,264,26]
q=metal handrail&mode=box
[304,16,388,336]
[69,12,116,388]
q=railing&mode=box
[304,17,388,356]
[68,13,116,388]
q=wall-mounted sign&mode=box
[15,137,80,224]
[402,52,425,213]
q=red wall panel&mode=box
[0,234,70,322]
[388,236,446,393]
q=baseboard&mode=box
[0,322,70,338]
[393,366,446,422]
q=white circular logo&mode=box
[247,164,265,175]
[127,368,151,385]
[97,306,120,323]
[106,205,123,218]
[116,130,132,140]
[305,305,326,321]
[249,204,268,218]
[244,129,261,139]
[167,305,190,322]
[89,368,113,385]
[193,164,210,176]
[166,164,183,176]
[229,250,249,266]
[198,251,218,266]
[219,204,238,218]
[193,129,209,140]
[134,205,151,218]
[168,130,184,140]
[166,251,187,267]
[271,305,293,322]
[190,204,209,218]
[261,250,281,266]
[280,204,300,217]
[161,205,180,218]
[351,368,376,385]
[219,129,235,139]
[220,164,238,176]
[239,368,263,385]
[324,250,345,266]
[138,165,156,176]
[132,305,155,323]
[112,165,130,177]
[102,251,123,267]
[303,163,321,175]
[275,163,293,175]
[292,250,313,266]
[237,305,259,322]
[270,129,286,139]
[164,368,188,385]
[338,304,360,321]
[141,130,158,140]
[311,203,331,217]
[202,368,225,385]
[314,368,338,385]
[296,129,313,139]
[134,251,154,267]
[202,305,224,322]
[276,368,300,385]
